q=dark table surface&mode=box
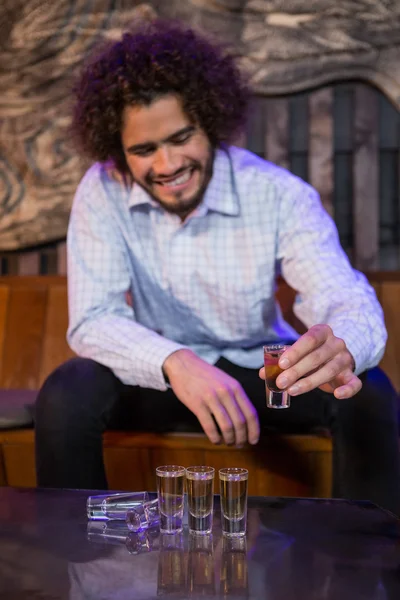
[1,487,400,599]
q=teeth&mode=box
[160,170,191,187]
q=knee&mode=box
[364,367,400,424]
[343,367,400,424]
[35,357,118,427]
[361,367,398,404]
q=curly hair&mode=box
[71,19,250,174]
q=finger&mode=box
[334,370,363,399]
[276,337,346,390]
[196,405,222,445]
[286,352,350,396]
[278,325,332,370]
[207,396,236,446]
[233,385,260,445]
[219,393,248,447]
[259,367,266,380]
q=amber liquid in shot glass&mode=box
[186,466,215,535]
[219,468,248,537]
[156,465,185,534]
[263,344,290,409]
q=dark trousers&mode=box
[35,356,400,516]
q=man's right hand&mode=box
[162,349,260,447]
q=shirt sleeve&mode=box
[66,167,188,390]
[276,177,387,375]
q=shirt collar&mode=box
[128,179,159,210]
[127,146,240,217]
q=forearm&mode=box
[68,314,189,390]
[293,284,387,375]
[324,312,386,375]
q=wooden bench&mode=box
[0,274,399,496]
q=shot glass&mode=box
[188,534,215,596]
[219,468,248,537]
[186,466,215,534]
[156,465,185,533]
[86,491,149,520]
[126,497,159,532]
[263,343,290,409]
[220,536,248,596]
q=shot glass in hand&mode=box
[86,491,149,520]
[219,468,248,537]
[263,343,291,409]
[186,466,215,535]
[156,465,185,533]
[126,498,159,532]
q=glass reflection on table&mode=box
[157,532,186,596]
[188,533,215,596]
[220,536,248,597]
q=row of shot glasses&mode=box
[87,465,248,537]
[157,465,248,536]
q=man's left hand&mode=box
[259,324,362,399]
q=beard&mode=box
[135,148,214,220]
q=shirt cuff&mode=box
[328,321,382,377]
[133,337,190,391]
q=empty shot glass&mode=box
[186,466,215,535]
[219,468,248,537]
[86,491,149,520]
[126,497,160,532]
[263,343,291,409]
[156,465,185,533]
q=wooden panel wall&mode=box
[309,88,334,217]
[379,281,400,393]
[265,98,289,170]
[366,273,400,393]
[2,430,332,497]
[0,286,48,389]
[0,81,399,272]
[0,278,74,390]
[353,85,379,271]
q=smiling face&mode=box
[121,94,214,220]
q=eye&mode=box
[131,147,154,157]
[172,132,192,145]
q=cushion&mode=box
[0,389,37,429]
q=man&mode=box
[35,20,400,514]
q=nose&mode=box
[153,146,181,177]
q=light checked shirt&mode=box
[67,146,387,391]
